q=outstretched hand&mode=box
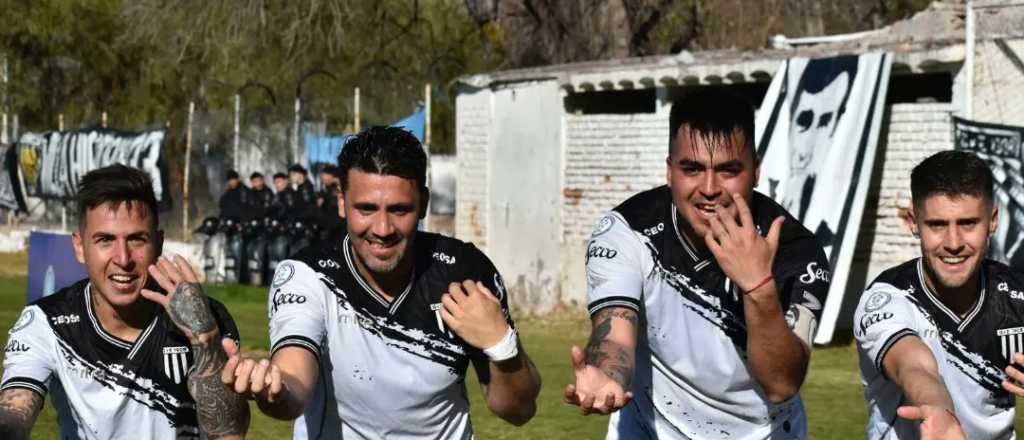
[563,345,632,415]
[704,193,784,294]
[140,254,219,345]
[897,405,966,440]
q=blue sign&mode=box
[305,105,426,167]
[27,231,88,303]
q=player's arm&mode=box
[220,342,319,421]
[564,306,638,415]
[0,388,43,440]
[705,195,806,403]
[883,336,966,440]
[442,280,541,425]
[141,255,249,439]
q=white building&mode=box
[453,1,1024,338]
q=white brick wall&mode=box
[562,114,668,244]
[454,91,491,251]
[861,103,955,283]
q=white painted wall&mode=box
[488,81,564,312]
[454,88,493,250]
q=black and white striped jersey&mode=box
[587,186,830,440]
[268,231,514,440]
[856,258,1024,439]
[1,279,240,439]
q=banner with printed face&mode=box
[755,52,892,344]
[16,128,170,207]
[954,117,1024,270]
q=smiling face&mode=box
[342,169,424,277]
[667,125,759,243]
[73,201,162,308]
[911,193,998,293]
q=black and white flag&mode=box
[755,52,892,344]
[16,128,170,207]
[954,117,1024,269]
[0,144,27,212]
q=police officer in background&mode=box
[249,172,274,220]
[269,172,294,222]
[219,169,251,222]
[317,165,345,241]
[288,164,317,224]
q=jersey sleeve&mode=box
[463,243,515,330]
[2,306,55,398]
[773,235,831,346]
[209,298,241,344]
[268,260,327,360]
[586,212,648,316]
[854,285,918,379]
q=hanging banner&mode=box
[304,105,426,167]
[0,144,27,212]
[16,128,170,208]
[755,52,892,344]
[954,117,1024,269]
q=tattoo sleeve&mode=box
[0,388,43,440]
[585,307,638,388]
[169,282,249,438]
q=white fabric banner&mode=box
[755,52,892,344]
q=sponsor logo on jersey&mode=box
[799,261,830,285]
[271,289,307,315]
[643,222,665,237]
[272,263,295,288]
[592,216,615,237]
[998,282,1024,300]
[863,291,891,313]
[432,252,456,265]
[858,312,893,335]
[50,314,81,325]
[494,273,508,302]
[586,244,618,262]
[10,309,34,334]
[318,259,341,270]
[4,339,29,353]
[998,326,1024,360]
[163,346,191,384]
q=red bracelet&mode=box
[743,275,774,295]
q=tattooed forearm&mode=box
[0,388,43,440]
[189,344,249,438]
[167,281,248,438]
[584,307,638,388]
[168,282,217,341]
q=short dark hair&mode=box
[911,150,994,210]
[321,165,340,178]
[226,169,240,181]
[250,172,264,180]
[669,88,756,160]
[338,126,427,191]
[272,172,287,180]
[791,56,859,137]
[76,164,159,229]
[287,164,307,175]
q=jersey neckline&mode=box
[915,258,987,333]
[342,235,415,315]
[670,203,713,272]
[83,283,161,359]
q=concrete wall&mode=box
[973,37,1024,126]
[487,81,564,312]
[454,88,492,251]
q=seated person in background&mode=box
[855,150,1024,440]
[0,164,247,439]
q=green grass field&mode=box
[0,251,1019,438]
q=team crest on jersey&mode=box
[592,216,615,237]
[272,263,295,288]
[163,346,191,384]
[998,327,1024,360]
[864,291,891,312]
[10,309,34,334]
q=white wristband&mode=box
[483,326,518,362]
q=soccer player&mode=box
[565,88,830,439]
[222,126,542,438]
[855,150,1024,439]
[0,164,248,439]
